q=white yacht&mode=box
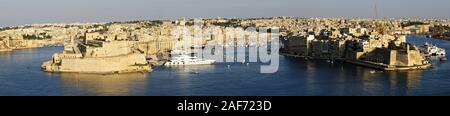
[419,43,446,56]
[164,55,215,66]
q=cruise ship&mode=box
[164,55,215,66]
[419,43,446,56]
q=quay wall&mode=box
[53,53,151,73]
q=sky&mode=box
[1,0,449,27]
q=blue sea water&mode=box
[0,36,449,96]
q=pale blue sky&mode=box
[1,0,449,27]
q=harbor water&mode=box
[0,36,449,96]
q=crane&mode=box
[374,0,379,19]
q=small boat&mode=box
[440,57,447,61]
[190,72,200,74]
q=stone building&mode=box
[42,38,152,74]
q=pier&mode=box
[281,52,432,71]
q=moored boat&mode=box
[164,54,215,66]
[419,42,446,56]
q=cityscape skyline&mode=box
[1,0,450,27]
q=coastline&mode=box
[281,53,433,71]
[0,46,57,52]
[344,59,432,71]
[42,53,153,74]
[0,49,12,52]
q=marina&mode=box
[1,36,450,96]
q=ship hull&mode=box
[164,60,215,66]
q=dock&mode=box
[281,53,432,71]
[344,60,432,71]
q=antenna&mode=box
[374,0,379,19]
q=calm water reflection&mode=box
[58,73,149,96]
[0,36,449,96]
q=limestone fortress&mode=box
[41,33,152,73]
